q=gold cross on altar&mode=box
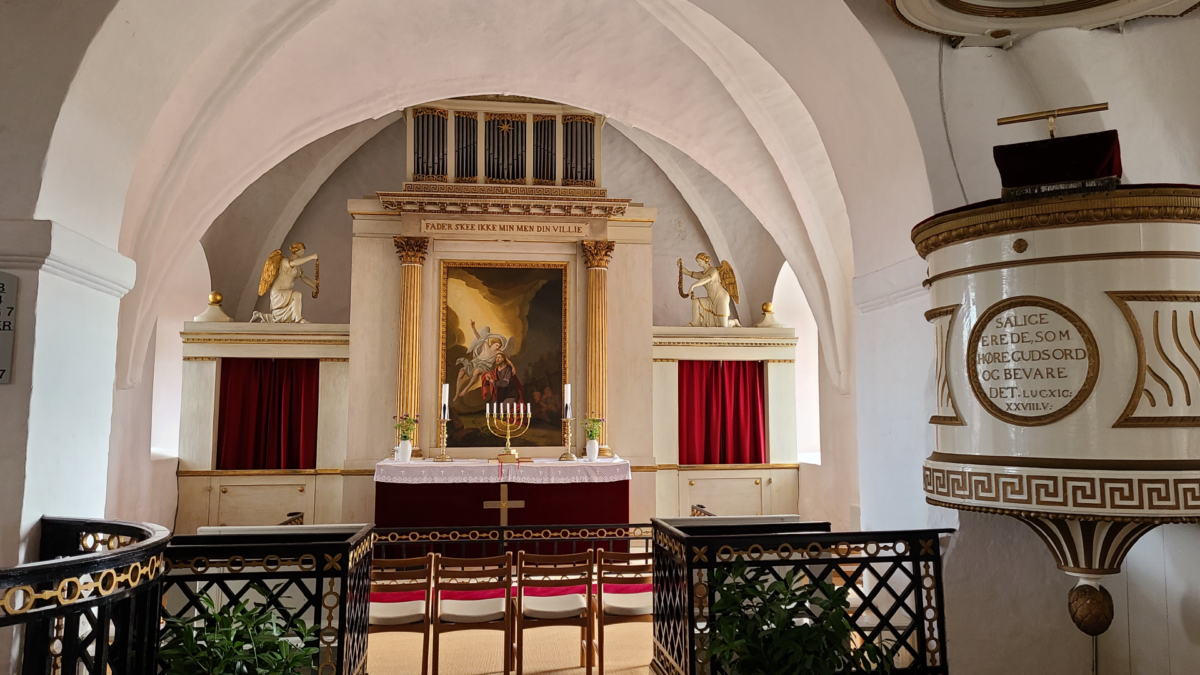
[483,484,525,526]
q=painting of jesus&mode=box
[439,261,567,448]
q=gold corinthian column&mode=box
[581,240,616,456]
[394,236,429,458]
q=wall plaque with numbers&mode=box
[0,271,16,384]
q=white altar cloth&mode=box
[373,457,631,485]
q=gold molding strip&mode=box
[912,187,1200,258]
[178,468,376,477]
[181,337,349,345]
[652,358,678,363]
[675,463,799,471]
[630,466,657,473]
[651,340,797,348]
[928,451,1200,472]
[183,356,217,361]
[319,358,349,362]
[926,251,1200,287]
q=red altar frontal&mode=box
[372,458,631,528]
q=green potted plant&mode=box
[708,560,895,674]
[583,413,604,461]
[159,585,319,675]
[393,414,418,462]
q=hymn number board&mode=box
[0,271,16,384]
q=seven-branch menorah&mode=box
[485,403,531,461]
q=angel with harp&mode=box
[678,252,740,327]
[250,242,319,323]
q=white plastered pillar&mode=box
[0,220,135,565]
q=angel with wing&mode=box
[250,242,319,323]
[679,252,741,327]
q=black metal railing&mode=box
[160,523,373,675]
[372,523,652,560]
[1,517,170,675]
[652,519,952,675]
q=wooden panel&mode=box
[683,475,764,516]
[216,480,314,527]
[175,476,212,534]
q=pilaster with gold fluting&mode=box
[582,241,615,454]
[395,237,429,457]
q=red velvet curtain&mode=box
[678,360,766,465]
[216,358,320,470]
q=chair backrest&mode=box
[371,554,435,596]
[434,552,513,593]
[597,549,653,586]
[515,550,593,593]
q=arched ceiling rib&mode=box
[32,0,933,395]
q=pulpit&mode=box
[373,458,630,527]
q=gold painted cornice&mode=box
[912,186,1200,258]
[376,183,630,218]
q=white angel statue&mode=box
[679,252,740,327]
[251,242,319,323]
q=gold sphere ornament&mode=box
[208,291,223,305]
[1068,583,1114,636]
[761,302,774,313]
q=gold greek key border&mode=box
[924,461,1200,519]
[966,296,1099,427]
[926,304,965,426]
[1108,292,1200,427]
[438,260,569,448]
[912,187,1200,258]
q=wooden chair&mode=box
[431,553,514,675]
[369,554,435,675]
[513,550,595,675]
[594,549,653,675]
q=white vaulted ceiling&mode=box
[27,0,933,395]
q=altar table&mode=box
[373,458,631,528]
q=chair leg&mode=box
[431,623,440,675]
[421,622,430,675]
[586,617,594,675]
[597,614,605,675]
[515,614,524,675]
[580,624,586,667]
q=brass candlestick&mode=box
[559,416,577,461]
[432,418,452,462]
[485,406,532,463]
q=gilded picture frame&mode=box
[438,260,570,447]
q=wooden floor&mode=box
[368,624,653,675]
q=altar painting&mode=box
[440,261,567,448]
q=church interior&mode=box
[5,1,1200,674]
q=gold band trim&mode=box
[926,497,1200,525]
[181,337,349,345]
[319,358,349,362]
[178,469,375,477]
[928,451,1200,472]
[183,356,217,361]
[926,251,1200,287]
[912,187,1200,258]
